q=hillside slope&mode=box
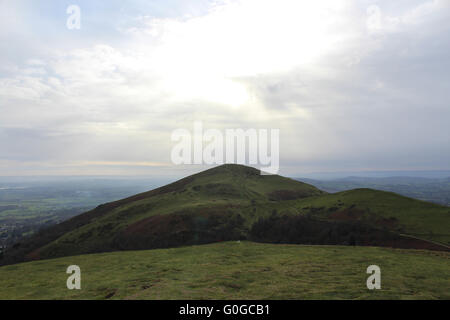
[1,164,448,266]
[291,188,450,245]
[0,242,449,300]
[1,164,323,263]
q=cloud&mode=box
[0,0,449,175]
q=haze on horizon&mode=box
[1,0,449,178]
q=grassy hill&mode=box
[1,164,323,263]
[1,164,448,266]
[290,188,450,244]
[0,241,448,300]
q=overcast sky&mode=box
[0,0,449,177]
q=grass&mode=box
[0,241,448,300]
[292,189,450,244]
[3,164,450,264]
[26,165,324,259]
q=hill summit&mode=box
[1,164,449,265]
[1,164,323,264]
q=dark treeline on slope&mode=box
[0,210,249,265]
[0,221,68,266]
[249,213,396,246]
[249,213,448,251]
[3,211,446,267]
[113,211,247,251]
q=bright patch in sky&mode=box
[0,0,449,175]
[137,0,348,107]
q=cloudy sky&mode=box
[0,0,449,177]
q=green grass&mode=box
[27,165,324,258]
[1,241,448,300]
[4,164,449,264]
[291,189,450,244]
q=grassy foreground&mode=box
[0,241,449,300]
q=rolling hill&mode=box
[1,164,449,266]
[289,188,450,245]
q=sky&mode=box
[0,0,449,177]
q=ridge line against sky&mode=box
[0,0,449,177]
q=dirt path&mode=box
[399,234,450,251]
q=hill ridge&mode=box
[1,164,448,266]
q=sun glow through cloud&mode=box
[1,0,449,175]
[135,0,348,108]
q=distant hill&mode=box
[296,176,450,206]
[1,164,449,266]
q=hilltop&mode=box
[0,164,322,264]
[1,164,449,266]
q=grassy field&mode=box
[0,241,448,300]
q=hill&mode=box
[1,164,449,266]
[296,176,450,206]
[0,241,448,300]
[0,164,323,264]
[290,188,450,245]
